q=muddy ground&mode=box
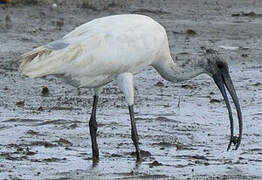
[1,0,262,179]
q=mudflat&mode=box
[0,0,262,179]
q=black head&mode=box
[203,49,243,150]
[203,49,229,77]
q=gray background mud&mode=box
[0,0,262,179]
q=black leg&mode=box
[89,95,99,161]
[128,105,141,161]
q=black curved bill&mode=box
[213,71,242,151]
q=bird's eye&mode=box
[216,62,224,69]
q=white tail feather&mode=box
[19,46,52,77]
[18,43,83,78]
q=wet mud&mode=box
[1,0,262,179]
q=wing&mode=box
[18,34,104,78]
[18,14,167,79]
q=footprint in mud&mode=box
[149,160,163,168]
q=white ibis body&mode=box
[19,14,242,162]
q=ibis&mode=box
[19,14,242,162]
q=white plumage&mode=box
[19,14,170,89]
[19,14,242,161]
